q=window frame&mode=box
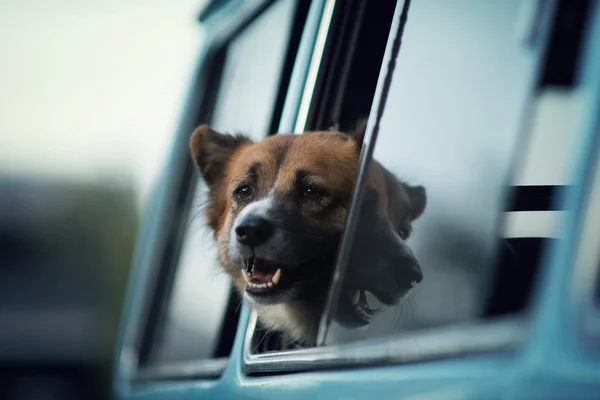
[242,0,563,376]
[279,0,337,133]
[243,310,525,375]
[114,0,306,385]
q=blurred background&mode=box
[0,1,207,398]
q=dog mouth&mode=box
[240,256,419,326]
[241,257,286,296]
[344,289,386,324]
[339,278,418,326]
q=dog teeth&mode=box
[410,280,417,287]
[242,267,281,289]
[272,269,281,285]
[248,282,266,289]
[241,268,252,284]
[352,290,360,306]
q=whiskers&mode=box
[234,295,245,314]
[253,326,276,353]
[386,273,437,331]
[414,273,436,288]
[387,273,436,330]
[387,295,414,331]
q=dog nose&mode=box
[396,244,423,286]
[235,215,274,248]
[409,265,423,285]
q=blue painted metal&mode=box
[505,1,600,397]
[114,0,600,399]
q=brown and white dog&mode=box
[190,123,426,345]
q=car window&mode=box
[319,0,565,344]
[147,0,296,365]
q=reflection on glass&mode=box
[323,0,559,344]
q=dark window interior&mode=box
[539,0,592,87]
[269,0,312,134]
[307,0,398,132]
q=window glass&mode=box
[322,0,559,344]
[150,0,296,364]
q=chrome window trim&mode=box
[114,0,290,388]
[277,0,336,134]
[292,0,336,133]
[243,310,526,375]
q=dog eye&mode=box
[303,186,324,201]
[234,185,253,200]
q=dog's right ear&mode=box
[347,118,368,150]
[190,125,252,188]
[404,184,427,221]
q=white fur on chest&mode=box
[253,301,319,342]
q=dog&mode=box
[189,122,426,345]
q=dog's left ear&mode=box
[190,125,252,189]
[347,118,368,150]
[404,184,427,221]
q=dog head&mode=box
[335,160,426,328]
[190,124,426,342]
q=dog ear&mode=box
[347,118,368,150]
[190,125,252,188]
[404,184,427,221]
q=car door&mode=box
[113,0,600,399]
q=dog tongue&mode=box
[251,260,275,283]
